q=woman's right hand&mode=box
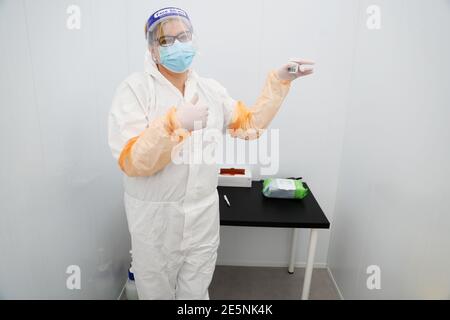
[176,93,208,131]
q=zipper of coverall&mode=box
[181,75,199,206]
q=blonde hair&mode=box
[145,18,191,44]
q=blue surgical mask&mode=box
[159,40,196,73]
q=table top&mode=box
[217,180,330,229]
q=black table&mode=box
[217,180,330,300]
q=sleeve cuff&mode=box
[271,70,292,85]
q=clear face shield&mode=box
[146,8,198,73]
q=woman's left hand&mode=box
[276,59,315,81]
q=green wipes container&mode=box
[262,178,309,199]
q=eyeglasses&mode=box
[156,31,193,47]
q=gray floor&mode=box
[209,266,340,300]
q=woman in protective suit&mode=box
[108,7,314,300]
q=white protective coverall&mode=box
[108,53,291,299]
